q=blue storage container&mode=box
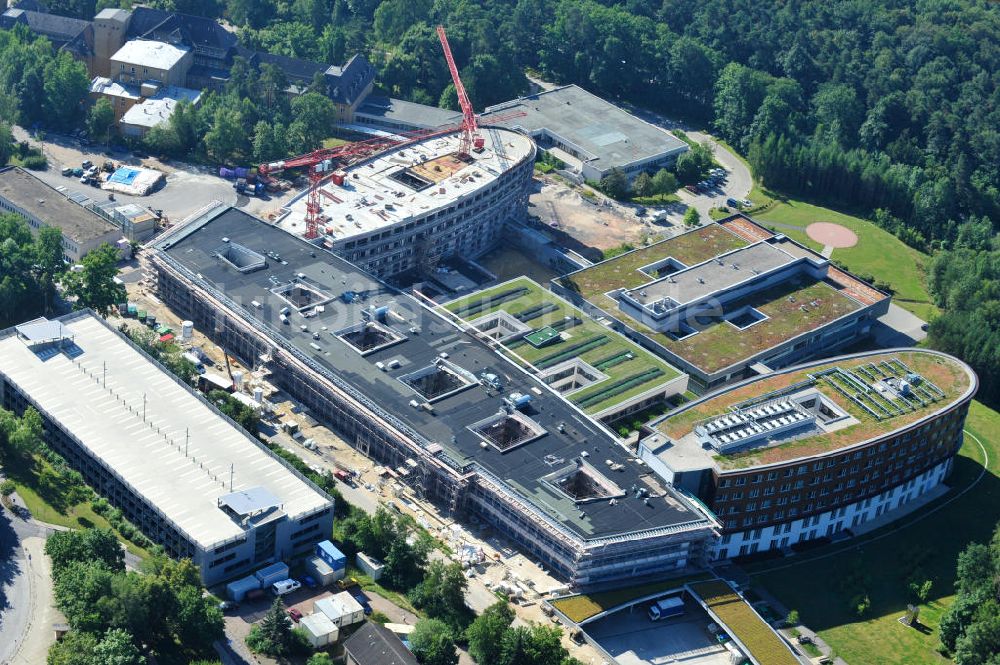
[226,575,261,601]
[254,561,290,587]
[316,540,346,570]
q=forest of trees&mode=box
[4,1,999,390]
[45,530,224,664]
[91,0,996,242]
[6,0,996,244]
[14,0,999,247]
[939,521,1000,663]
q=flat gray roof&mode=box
[0,312,331,549]
[355,96,463,130]
[155,208,710,542]
[0,167,117,245]
[627,241,798,307]
[15,318,69,343]
[111,39,189,70]
[482,85,687,173]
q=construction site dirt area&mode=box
[530,180,660,252]
[409,152,469,184]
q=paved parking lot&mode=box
[585,598,731,665]
[11,126,297,225]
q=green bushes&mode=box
[89,496,151,550]
[19,153,48,170]
[535,335,609,368]
[452,287,530,318]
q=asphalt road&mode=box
[618,107,753,220]
[0,501,51,665]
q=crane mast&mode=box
[436,25,483,157]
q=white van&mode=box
[271,579,301,596]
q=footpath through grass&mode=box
[749,400,1000,665]
[746,188,938,320]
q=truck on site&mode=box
[648,596,685,621]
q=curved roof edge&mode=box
[649,347,977,472]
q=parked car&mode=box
[81,160,93,169]
[61,166,73,176]
[287,607,303,623]
[218,600,238,611]
[271,579,301,596]
[302,575,318,589]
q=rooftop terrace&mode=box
[442,278,685,418]
[652,350,975,470]
[277,128,533,241]
[557,218,882,374]
[623,241,802,308]
[155,208,709,541]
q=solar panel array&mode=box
[813,358,945,422]
[697,398,814,452]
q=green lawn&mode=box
[749,400,1000,664]
[3,454,151,558]
[322,137,350,149]
[551,572,712,623]
[632,193,681,206]
[747,188,938,320]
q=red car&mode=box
[287,607,303,623]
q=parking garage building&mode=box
[0,311,334,585]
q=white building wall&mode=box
[711,458,952,560]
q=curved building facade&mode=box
[640,349,976,559]
[276,127,536,278]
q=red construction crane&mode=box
[258,26,523,240]
[258,132,428,240]
[436,25,483,157]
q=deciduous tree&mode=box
[466,601,514,665]
[64,244,126,317]
[86,99,115,146]
[410,619,458,665]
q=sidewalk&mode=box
[9,536,63,665]
[750,584,846,665]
